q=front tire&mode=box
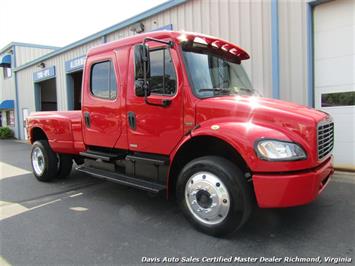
[176,156,252,237]
[31,140,58,182]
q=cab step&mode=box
[79,150,123,161]
[126,153,169,165]
[76,166,166,193]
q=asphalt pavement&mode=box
[0,140,354,265]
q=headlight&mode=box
[255,139,306,161]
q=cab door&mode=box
[126,42,184,155]
[82,51,122,148]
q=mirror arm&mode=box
[144,98,172,107]
[143,37,174,48]
[144,89,171,108]
[162,99,172,107]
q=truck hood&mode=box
[195,96,329,142]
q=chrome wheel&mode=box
[185,171,230,225]
[32,146,45,176]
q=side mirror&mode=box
[134,44,150,79]
[135,79,151,97]
[134,44,151,97]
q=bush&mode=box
[0,127,14,139]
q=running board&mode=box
[76,166,166,193]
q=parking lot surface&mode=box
[0,140,354,265]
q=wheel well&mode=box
[168,136,251,198]
[31,127,48,143]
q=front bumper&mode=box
[253,156,334,208]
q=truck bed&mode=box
[27,111,84,154]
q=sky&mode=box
[0,0,167,49]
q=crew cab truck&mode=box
[27,31,334,236]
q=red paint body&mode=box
[27,31,334,208]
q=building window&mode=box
[3,67,12,79]
[90,61,117,100]
[149,48,177,96]
[321,91,355,107]
[6,110,15,126]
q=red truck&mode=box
[27,31,334,236]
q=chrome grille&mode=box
[318,121,334,160]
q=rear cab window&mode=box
[90,61,117,100]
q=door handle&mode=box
[84,112,91,128]
[128,112,136,130]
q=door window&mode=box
[149,49,176,95]
[134,47,177,96]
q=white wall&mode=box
[15,46,55,67]
[278,0,308,106]
[313,0,355,169]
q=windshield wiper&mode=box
[198,88,231,94]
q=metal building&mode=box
[0,43,57,131]
[0,0,354,169]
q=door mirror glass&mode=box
[134,44,150,80]
[135,79,151,97]
[134,44,151,97]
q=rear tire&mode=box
[31,140,58,182]
[57,154,73,179]
[176,156,252,237]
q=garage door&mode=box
[314,0,355,170]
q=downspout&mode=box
[12,46,21,139]
[271,0,280,99]
[306,3,314,107]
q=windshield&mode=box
[182,46,256,98]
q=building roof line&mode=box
[14,0,186,72]
[0,42,59,54]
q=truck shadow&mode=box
[2,166,353,260]
[0,168,102,203]
[1,140,350,251]
[64,169,333,242]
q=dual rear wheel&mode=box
[31,140,73,182]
